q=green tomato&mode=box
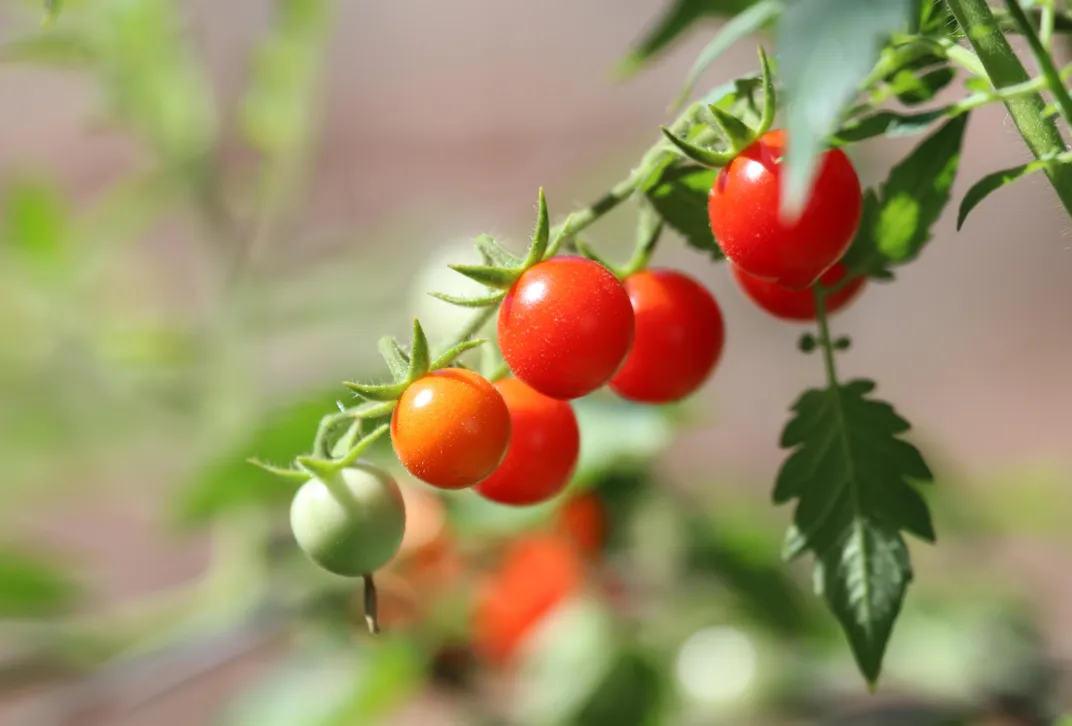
[290,464,406,577]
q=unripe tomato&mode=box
[289,464,406,577]
[498,257,634,400]
[708,129,862,290]
[474,378,581,506]
[609,268,725,404]
[473,534,584,665]
[391,368,511,489]
[731,261,865,321]
[555,492,607,559]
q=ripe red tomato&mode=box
[731,261,865,321]
[498,257,634,400]
[609,268,725,404]
[391,368,511,490]
[708,129,862,290]
[474,378,580,506]
[555,492,607,559]
[473,534,583,665]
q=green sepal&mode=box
[520,187,550,268]
[378,336,410,381]
[660,126,735,168]
[431,338,487,370]
[246,458,310,482]
[342,380,411,402]
[756,45,776,136]
[295,455,341,481]
[448,264,522,290]
[406,318,431,381]
[474,234,521,268]
[427,290,505,308]
[346,400,397,419]
[332,423,390,469]
[708,106,755,152]
[575,239,619,275]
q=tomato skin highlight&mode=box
[498,257,635,400]
[474,378,581,506]
[289,464,406,577]
[731,261,865,321]
[708,129,862,290]
[473,534,584,665]
[609,268,725,404]
[391,368,511,490]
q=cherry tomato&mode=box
[391,368,511,489]
[473,534,583,665]
[498,257,634,400]
[708,129,862,290]
[289,463,406,577]
[474,378,581,506]
[731,261,865,321]
[555,492,607,559]
[609,268,725,404]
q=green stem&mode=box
[945,0,1072,218]
[813,289,839,386]
[1040,0,1055,50]
[1001,0,1072,126]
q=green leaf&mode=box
[887,66,957,105]
[833,107,948,145]
[0,548,79,618]
[774,379,935,684]
[175,389,342,525]
[573,649,665,726]
[0,31,96,66]
[1,178,70,270]
[672,0,783,110]
[842,115,968,278]
[618,0,760,79]
[957,157,1056,231]
[645,164,723,258]
[778,0,914,215]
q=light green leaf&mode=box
[774,379,935,685]
[957,157,1055,231]
[0,548,80,618]
[777,0,913,215]
[887,66,956,106]
[842,115,968,278]
[645,164,723,258]
[672,0,783,110]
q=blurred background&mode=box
[1,1,1071,724]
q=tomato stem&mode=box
[813,286,840,387]
[363,574,380,635]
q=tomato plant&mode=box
[474,377,581,506]
[731,262,866,321]
[609,268,725,404]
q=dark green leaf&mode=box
[957,158,1056,231]
[774,379,935,684]
[0,548,79,618]
[1,178,69,270]
[842,115,968,278]
[645,164,723,257]
[175,390,341,524]
[672,0,783,110]
[832,108,947,145]
[888,66,957,105]
[573,650,665,726]
[778,0,913,214]
[0,31,96,66]
[618,0,760,79]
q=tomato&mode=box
[708,129,862,290]
[731,261,865,321]
[473,534,583,665]
[555,492,607,559]
[474,378,581,506]
[498,257,634,400]
[391,368,511,489]
[609,268,725,404]
[289,464,406,577]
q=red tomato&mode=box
[731,261,865,321]
[474,378,580,506]
[391,368,511,490]
[498,257,635,400]
[473,534,583,665]
[555,492,607,559]
[708,129,862,290]
[609,268,725,404]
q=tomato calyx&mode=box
[575,205,664,280]
[660,45,776,169]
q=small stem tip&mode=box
[363,574,380,635]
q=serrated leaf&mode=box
[644,164,723,257]
[774,379,935,684]
[617,0,760,79]
[957,158,1056,230]
[842,115,968,278]
[0,548,79,618]
[833,107,947,145]
[672,0,783,109]
[0,31,96,66]
[778,0,914,216]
